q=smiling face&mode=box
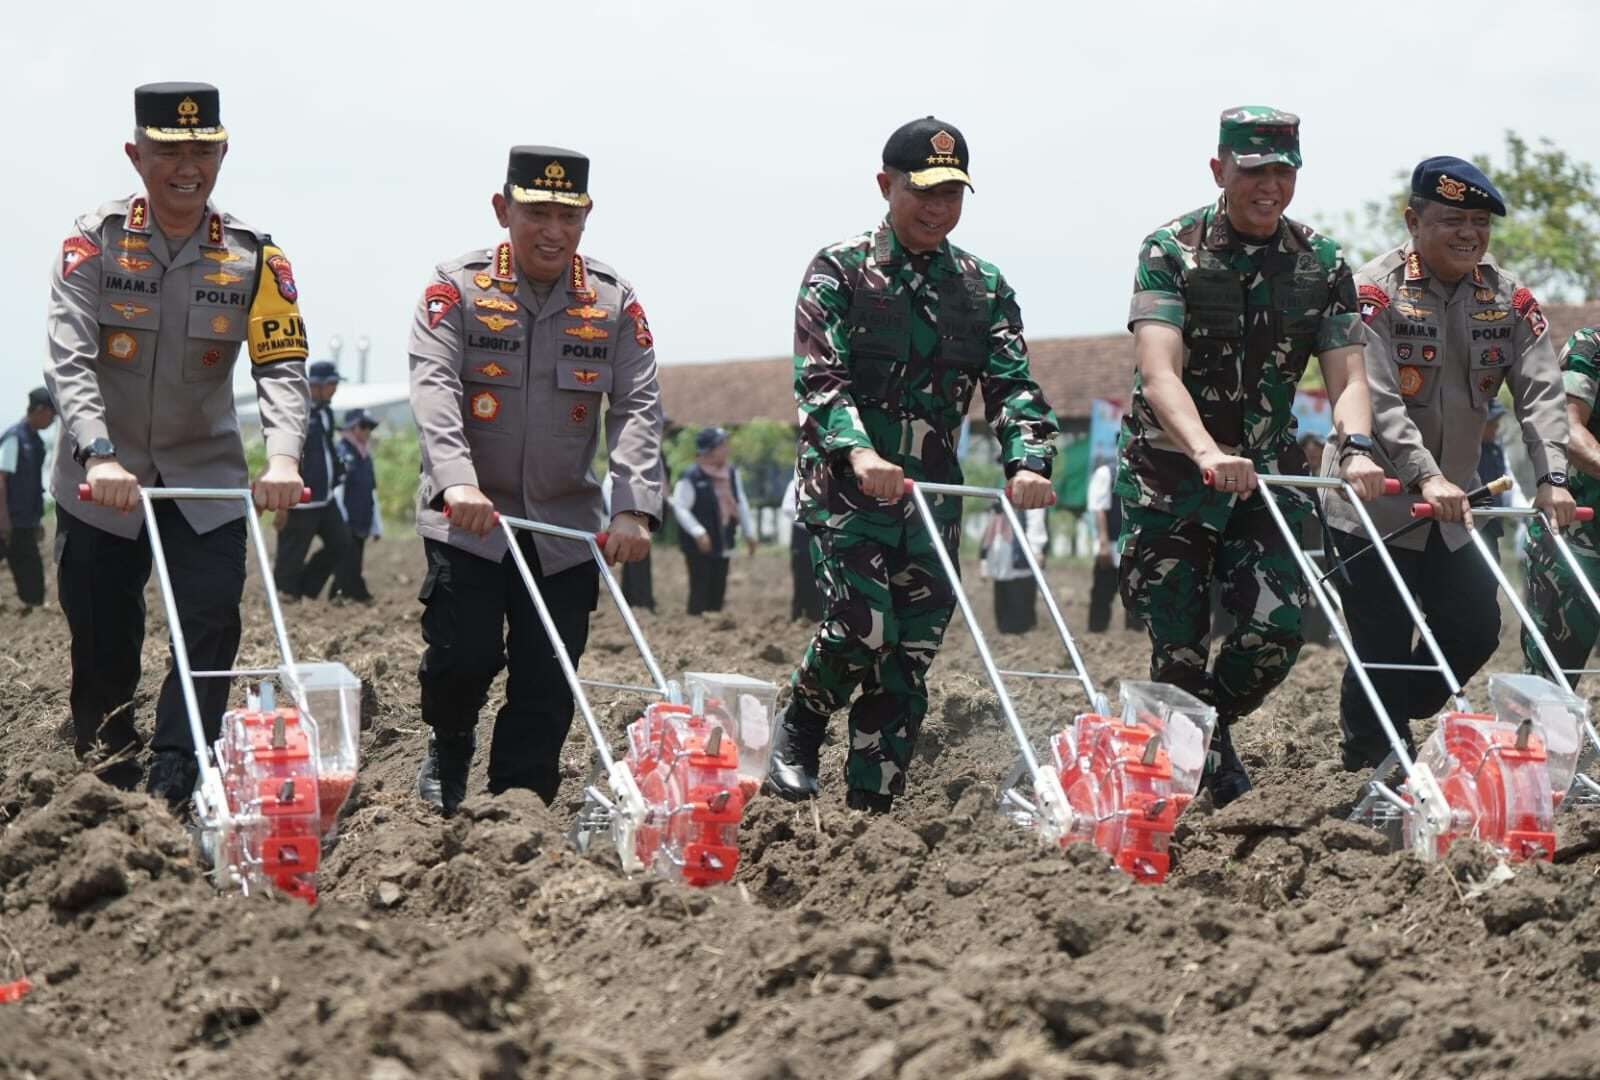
[1406,199,1493,283]
[1210,153,1296,240]
[877,170,965,254]
[125,134,226,230]
[493,195,589,284]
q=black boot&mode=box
[1203,722,1252,809]
[765,699,827,801]
[845,788,893,814]
[147,750,199,813]
[418,733,475,815]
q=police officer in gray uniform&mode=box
[46,82,309,800]
[1323,156,1574,770]
[409,146,663,815]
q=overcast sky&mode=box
[6,0,1599,418]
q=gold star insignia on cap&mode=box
[176,97,199,126]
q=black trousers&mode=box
[56,503,245,771]
[0,525,45,606]
[417,537,598,800]
[318,534,373,601]
[621,550,655,610]
[790,531,825,622]
[277,503,354,599]
[1333,525,1502,763]
[685,549,730,614]
[993,576,1037,634]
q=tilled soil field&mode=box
[4,533,1600,1080]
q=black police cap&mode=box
[308,361,341,385]
[507,146,592,208]
[341,407,379,430]
[883,116,973,191]
[27,387,53,411]
[135,82,226,143]
[1411,156,1506,216]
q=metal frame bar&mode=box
[1252,475,1462,829]
[496,514,671,772]
[123,487,300,823]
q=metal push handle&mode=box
[1219,472,1467,794]
[442,504,669,773]
[1410,502,1595,521]
[76,483,310,817]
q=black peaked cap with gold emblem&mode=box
[1411,156,1506,216]
[882,116,973,191]
[135,82,227,143]
[507,146,592,209]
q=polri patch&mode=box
[425,283,461,329]
[625,300,652,348]
[1357,283,1389,325]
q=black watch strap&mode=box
[74,437,115,467]
[1539,471,1569,489]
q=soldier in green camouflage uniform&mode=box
[1116,107,1386,806]
[1524,327,1600,685]
[766,116,1060,813]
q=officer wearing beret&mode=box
[768,117,1060,813]
[409,146,663,815]
[1524,325,1600,688]
[1116,107,1385,806]
[1324,156,1574,771]
[47,82,308,800]
[276,359,355,600]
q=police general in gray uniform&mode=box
[409,146,663,815]
[46,82,309,801]
[1322,155,1575,771]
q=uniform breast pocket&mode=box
[1469,364,1507,408]
[1391,345,1442,406]
[1272,277,1329,341]
[98,326,155,377]
[551,363,611,439]
[184,305,246,382]
[1185,269,1246,341]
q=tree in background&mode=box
[1335,132,1600,302]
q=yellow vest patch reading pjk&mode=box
[247,244,309,364]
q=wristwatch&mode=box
[1538,471,1569,489]
[74,436,116,467]
[1004,454,1051,480]
[1338,433,1375,461]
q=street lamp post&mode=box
[357,336,371,383]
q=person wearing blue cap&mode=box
[274,360,357,601]
[671,426,757,614]
[1321,155,1575,772]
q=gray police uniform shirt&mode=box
[409,243,665,575]
[46,194,310,539]
[1323,244,1568,552]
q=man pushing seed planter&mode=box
[767,116,1060,813]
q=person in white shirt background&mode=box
[672,427,756,615]
[979,503,1049,634]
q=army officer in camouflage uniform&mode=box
[767,117,1060,814]
[1524,326,1600,687]
[1116,107,1386,807]
[48,83,309,802]
[1325,157,1573,771]
[409,146,662,816]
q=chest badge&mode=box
[203,249,241,264]
[1421,345,1437,362]
[473,272,493,290]
[205,270,243,286]
[201,348,222,368]
[469,390,501,422]
[569,403,590,425]
[1474,287,1496,303]
[564,323,609,342]
[566,304,608,320]
[1396,343,1413,361]
[116,235,149,252]
[210,314,232,335]
[474,362,510,379]
[1482,346,1505,365]
[1398,366,1423,397]
[1471,309,1509,322]
[475,296,519,313]
[572,369,599,385]
[475,313,519,333]
[109,302,150,320]
[106,332,139,363]
[116,255,154,273]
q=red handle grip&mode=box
[902,478,914,496]
[77,483,310,503]
[1579,507,1595,522]
[1410,502,1434,519]
[595,531,610,548]
[1382,478,1401,496]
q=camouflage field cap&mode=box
[1218,106,1301,169]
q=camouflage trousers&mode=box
[1119,495,1308,721]
[1522,521,1600,690]
[790,525,959,797]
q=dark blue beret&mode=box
[1411,156,1506,216]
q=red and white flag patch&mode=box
[425,282,461,329]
